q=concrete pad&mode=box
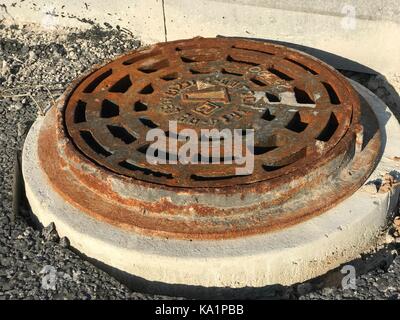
[22,80,400,296]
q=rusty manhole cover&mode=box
[36,37,381,239]
[64,37,357,187]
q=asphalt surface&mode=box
[0,23,399,300]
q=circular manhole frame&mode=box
[35,37,381,240]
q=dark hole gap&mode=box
[196,154,238,164]
[180,56,197,63]
[107,125,136,144]
[322,82,341,105]
[161,72,179,81]
[134,101,148,112]
[189,68,212,74]
[294,88,314,104]
[285,58,318,75]
[252,146,278,155]
[137,144,149,154]
[268,68,294,81]
[265,92,280,103]
[139,117,158,128]
[262,164,285,172]
[109,75,132,93]
[316,113,339,142]
[80,131,111,157]
[262,109,276,121]
[83,69,112,93]
[74,100,86,123]
[286,112,308,133]
[139,84,154,94]
[119,160,173,179]
[101,99,119,118]
[250,78,267,86]
[191,174,248,181]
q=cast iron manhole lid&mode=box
[64,37,360,188]
[36,37,381,239]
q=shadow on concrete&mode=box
[74,243,399,299]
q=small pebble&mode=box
[59,237,70,248]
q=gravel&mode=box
[0,23,158,300]
[300,254,400,300]
[0,23,399,300]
